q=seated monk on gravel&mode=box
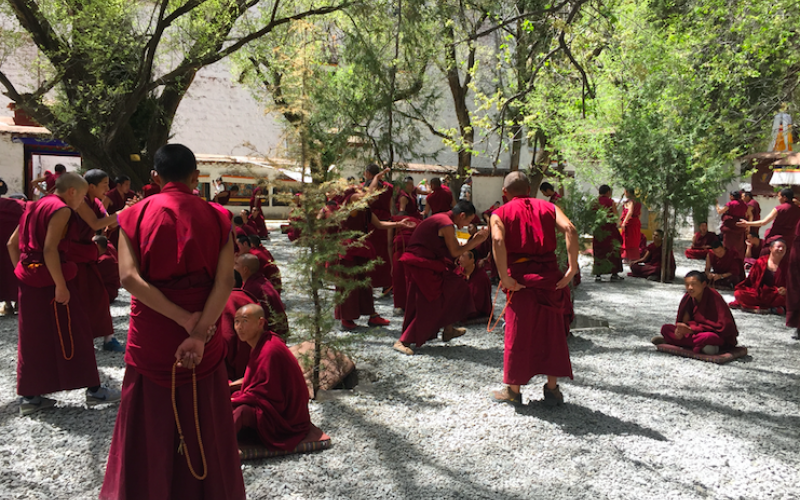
[685,222,717,260]
[628,229,675,281]
[652,271,738,355]
[230,304,311,451]
[704,240,744,290]
[729,238,787,314]
[744,233,762,268]
[456,249,492,319]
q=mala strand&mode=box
[172,360,208,481]
[486,287,514,333]
[51,300,74,360]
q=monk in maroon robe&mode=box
[220,289,261,381]
[424,177,455,216]
[237,235,282,292]
[784,217,800,339]
[620,189,642,261]
[629,230,675,281]
[685,222,718,260]
[744,233,762,267]
[717,190,748,259]
[363,164,394,291]
[0,179,24,314]
[743,191,760,229]
[704,240,744,289]
[456,249,492,319]
[539,182,561,205]
[394,202,488,355]
[729,239,787,313]
[738,188,800,255]
[95,236,120,302]
[233,215,256,238]
[395,176,426,218]
[8,173,117,416]
[141,176,161,198]
[490,172,576,406]
[652,271,738,355]
[390,213,422,313]
[230,304,311,451]
[100,144,245,500]
[235,253,289,338]
[592,185,623,280]
[104,175,131,248]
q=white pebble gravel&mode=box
[0,232,798,499]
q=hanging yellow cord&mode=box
[171,360,207,481]
[51,300,74,360]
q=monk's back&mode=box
[19,195,67,259]
[494,197,556,258]
[405,212,452,261]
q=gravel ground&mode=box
[0,232,798,500]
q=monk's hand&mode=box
[736,220,748,228]
[675,322,692,338]
[500,276,525,292]
[474,227,490,242]
[555,271,575,290]
[778,287,787,296]
[398,219,416,229]
[182,311,202,336]
[175,336,205,369]
[54,284,70,305]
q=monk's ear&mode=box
[151,170,165,187]
[190,169,200,184]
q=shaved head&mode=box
[238,253,260,274]
[503,171,530,197]
[55,172,88,194]
[236,303,265,320]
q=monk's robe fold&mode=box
[365,180,394,289]
[101,182,245,500]
[231,332,311,451]
[104,188,126,248]
[426,186,453,215]
[98,243,120,302]
[249,246,282,292]
[685,231,718,260]
[457,265,492,319]
[786,226,800,328]
[720,199,748,259]
[764,202,800,253]
[15,195,99,396]
[242,272,288,339]
[629,243,676,279]
[0,197,24,303]
[494,197,573,385]
[708,248,744,287]
[592,196,623,274]
[661,288,738,353]
[620,201,642,260]
[220,289,260,381]
[400,212,473,347]
[395,189,421,218]
[334,204,377,321]
[732,255,786,309]
[391,214,421,310]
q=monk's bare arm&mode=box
[490,214,523,291]
[118,229,196,330]
[397,196,408,214]
[76,200,118,231]
[554,205,579,290]
[6,226,20,267]
[746,206,754,222]
[738,208,777,228]
[621,201,633,226]
[441,225,487,258]
[195,237,235,337]
[715,203,728,215]
[704,254,712,275]
[423,202,431,217]
[370,213,413,231]
[44,208,72,304]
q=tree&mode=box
[0,0,346,185]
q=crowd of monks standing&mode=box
[1,146,796,498]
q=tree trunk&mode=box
[661,201,670,283]
[509,119,523,172]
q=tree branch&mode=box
[459,0,571,43]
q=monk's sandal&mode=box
[392,341,414,356]
[442,326,466,342]
[491,387,522,406]
[542,384,564,407]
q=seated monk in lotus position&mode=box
[685,222,718,260]
[238,234,282,293]
[652,271,738,355]
[230,304,311,451]
[705,240,744,289]
[455,249,492,319]
[628,229,675,281]
[729,238,787,314]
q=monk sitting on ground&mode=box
[744,233,762,268]
[238,234,282,293]
[628,229,675,281]
[230,304,311,451]
[729,238,787,314]
[705,240,744,290]
[456,249,492,319]
[235,253,289,338]
[685,222,718,260]
[233,216,256,238]
[652,270,738,355]
[94,236,120,302]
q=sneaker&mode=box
[19,396,56,416]
[701,345,720,355]
[380,287,393,297]
[86,386,122,407]
[491,386,522,406]
[367,315,390,326]
[651,336,666,345]
[542,384,564,407]
[791,330,800,341]
[392,340,414,355]
[610,274,624,281]
[441,326,466,342]
[103,338,125,352]
[392,307,404,317]
[341,320,358,330]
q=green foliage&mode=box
[550,176,612,271]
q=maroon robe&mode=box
[15,195,100,396]
[747,199,761,222]
[248,210,269,238]
[251,247,282,292]
[426,186,453,215]
[101,182,245,500]
[0,197,25,302]
[141,182,161,198]
[104,188,126,248]
[236,224,256,237]
[745,240,762,266]
[231,331,311,451]
[364,180,394,289]
[730,255,786,310]
[661,287,738,353]
[391,214,421,310]
[721,199,748,259]
[785,223,800,327]
[592,196,623,275]
[98,243,120,302]
[764,202,800,253]
[685,231,718,260]
[395,189,421,218]
[334,205,377,321]
[629,243,676,279]
[549,192,562,204]
[242,271,289,338]
[493,197,573,385]
[457,265,492,319]
[220,289,260,381]
[707,248,744,288]
[399,212,473,346]
[620,202,642,260]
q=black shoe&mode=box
[792,330,800,341]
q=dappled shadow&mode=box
[420,344,505,369]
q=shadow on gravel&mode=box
[419,344,504,368]
[514,402,667,441]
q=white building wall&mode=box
[0,136,24,193]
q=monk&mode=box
[784,214,800,340]
[8,173,120,416]
[744,233,762,267]
[482,201,501,225]
[717,190,748,259]
[0,178,25,315]
[141,175,161,198]
[244,198,269,238]
[390,212,422,315]
[490,172,576,406]
[30,163,66,197]
[395,176,427,217]
[233,215,256,238]
[592,184,624,281]
[394,201,488,355]
[742,191,760,228]
[652,271,738,355]
[685,222,718,260]
[704,241,744,289]
[220,289,261,381]
[628,229,675,281]
[539,182,561,205]
[230,304,311,451]
[68,169,125,351]
[214,184,239,205]
[100,144,245,499]
[729,239,787,314]
[363,164,394,292]
[456,249,492,319]
[235,253,289,338]
[620,188,642,261]
[103,175,133,248]
[737,188,800,254]
[94,236,121,303]
[424,177,455,216]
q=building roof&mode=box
[0,116,51,136]
[195,154,311,183]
